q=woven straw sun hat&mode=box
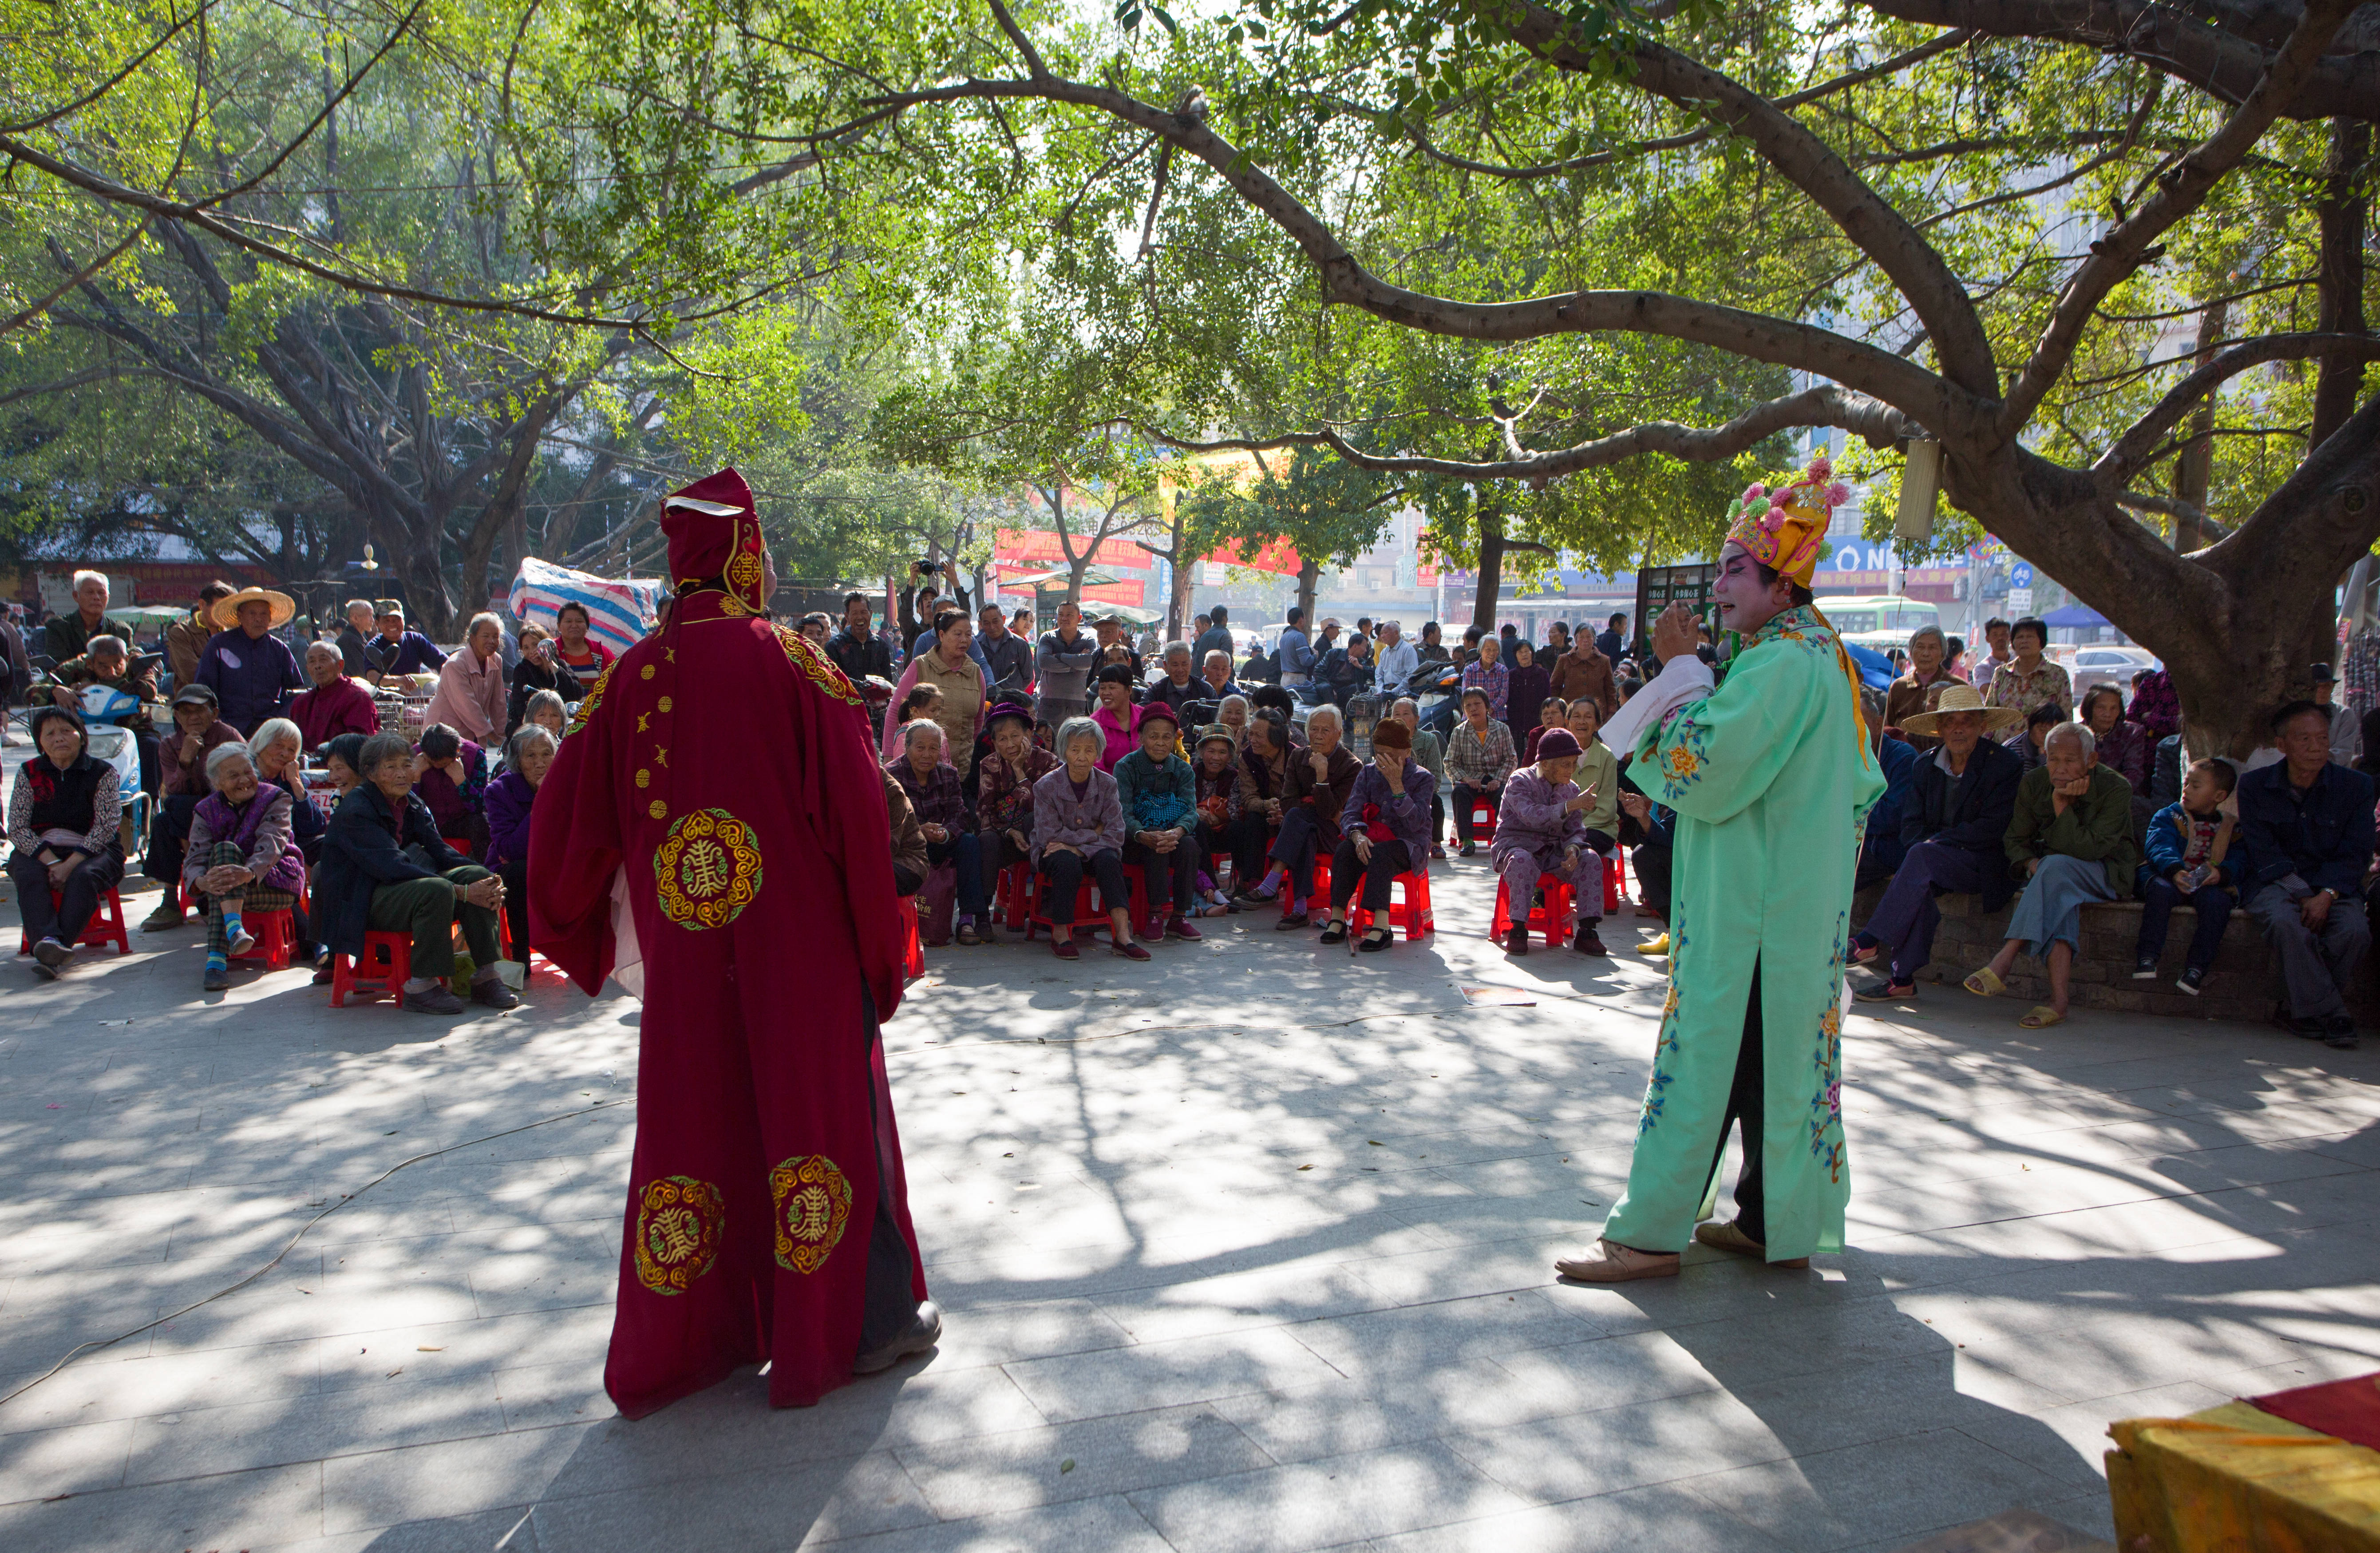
[211,586,297,629]
[1900,682,2025,736]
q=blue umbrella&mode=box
[1844,640,1897,690]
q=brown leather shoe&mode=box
[1693,1219,1809,1268]
[1554,1239,1680,1282]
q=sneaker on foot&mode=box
[227,928,255,957]
[2174,965,2206,996]
[140,902,184,932]
[2324,1015,2360,1051]
[202,963,230,992]
[2131,956,2159,979]
[31,937,71,969]
[1573,928,1609,956]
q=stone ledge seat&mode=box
[1850,881,2342,1024]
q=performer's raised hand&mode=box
[1651,602,1698,664]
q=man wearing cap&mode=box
[1846,686,2027,1001]
[531,467,937,1416]
[363,603,447,680]
[195,587,306,734]
[1559,455,1882,1283]
[139,684,248,930]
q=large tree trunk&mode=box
[2311,117,2372,447]
[1947,399,2380,760]
[2173,298,2227,552]
[1294,558,1320,632]
[1471,506,1507,633]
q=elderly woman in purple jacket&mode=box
[485,725,556,970]
[1320,716,1434,951]
[1490,727,1606,956]
[1030,715,1148,962]
[185,742,308,991]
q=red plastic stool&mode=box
[16,886,132,956]
[992,863,1033,930]
[230,908,298,970]
[1350,869,1434,941]
[1490,873,1574,949]
[897,897,925,978]
[331,930,412,1008]
[1603,853,1624,914]
[1262,841,1329,916]
[1464,793,1499,844]
[1023,868,1137,944]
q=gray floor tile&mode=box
[893,1403,1272,1518]
[1127,1438,1536,1553]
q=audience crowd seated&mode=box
[25,594,2380,1055]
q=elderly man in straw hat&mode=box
[1555,454,1882,1283]
[1845,684,2029,1003]
[194,585,306,735]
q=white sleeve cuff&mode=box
[1601,654,1714,755]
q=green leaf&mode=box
[1149,5,1178,33]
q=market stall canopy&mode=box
[2041,603,2109,629]
[507,557,659,656]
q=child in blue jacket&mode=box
[2132,757,2238,995]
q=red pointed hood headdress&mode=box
[661,468,769,616]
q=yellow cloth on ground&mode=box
[2107,1399,2380,1551]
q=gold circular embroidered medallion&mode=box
[640,663,655,680]
[648,799,667,820]
[652,808,762,929]
[769,1155,852,1274]
[633,1175,724,1295]
[728,548,764,597]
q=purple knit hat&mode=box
[1534,728,1583,761]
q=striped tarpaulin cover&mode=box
[506,557,660,657]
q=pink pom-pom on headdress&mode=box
[1807,454,1831,481]
[1826,482,1851,507]
[1742,483,1766,504]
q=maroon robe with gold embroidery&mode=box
[530,467,927,1415]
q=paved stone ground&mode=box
[1,836,2376,1553]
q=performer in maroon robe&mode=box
[531,467,937,1415]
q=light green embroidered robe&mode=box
[1604,605,1884,1261]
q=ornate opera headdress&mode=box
[1725,453,1854,589]
[1724,452,1871,765]
[660,467,769,616]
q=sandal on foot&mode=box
[1963,967,2005,998]
[2018,1004,2065,1029]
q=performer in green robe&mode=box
[1558,455,1883,1280]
